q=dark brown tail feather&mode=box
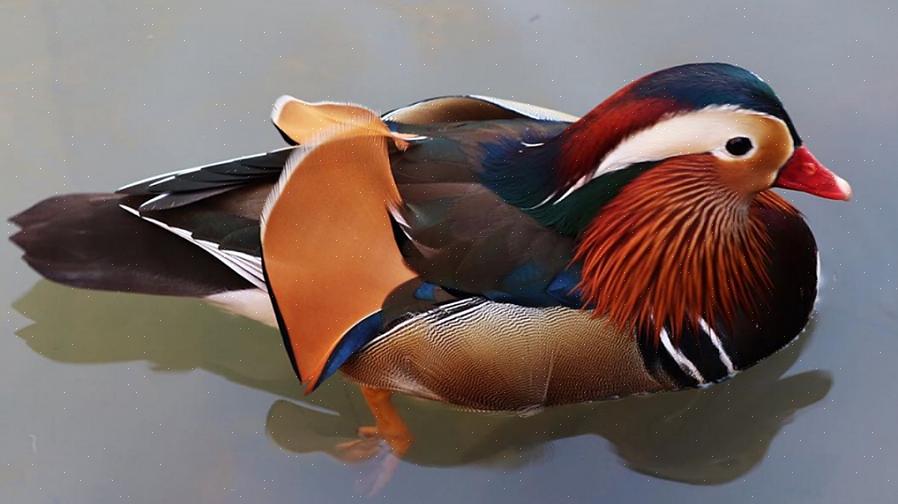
[9,193,251,297]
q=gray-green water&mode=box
[2,1,896,502]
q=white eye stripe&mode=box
[553,106,789,204]
[596,106,779,174]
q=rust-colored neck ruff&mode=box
[573,157,798,339]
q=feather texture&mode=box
[575,156,798,340]
[10,73,827,407]
[260,100,417,391]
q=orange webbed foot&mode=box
[333,386,413,495]
[334,432,382,463]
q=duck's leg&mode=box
[332,386,412,495]
[334,386,414,460]
[359,386,413,455]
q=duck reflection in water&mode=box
[14,281,831,492]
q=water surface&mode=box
[2,1,896,502]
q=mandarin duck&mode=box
[11,63,851,456]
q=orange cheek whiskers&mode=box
[573,158,797,343]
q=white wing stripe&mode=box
[659,328,705,384]
[467,95,580,122]
[117,146,296,192]
[381,95,580,123]
[360,298,483,350]
[699,318,736,376]
[118,204,267,290]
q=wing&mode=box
[113,145,290,290]
[308,109,590,387]
[118,185,270,290]
[260,101,419,391]
[112,94,581,297]
[112,94,584,390]
[117,148,293,212]
[387,118,581,307]
[381,94,580,125]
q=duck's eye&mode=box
[725,136,753,156]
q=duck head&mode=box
[541,63,852,339]
[556,62,851,204]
